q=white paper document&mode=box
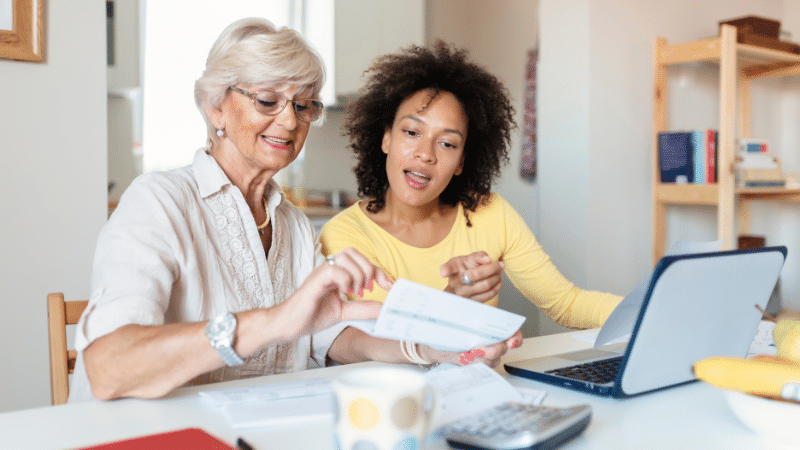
[425,363,544,428]
[201,364,545,429]
[199,378,332,406]
[222,394,334,428]
[594,240,723,348]
[747,320,777,358]
[343,279,526,352]
[199,378,335,429]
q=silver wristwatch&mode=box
[205,312,245,366]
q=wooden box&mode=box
[738,31,800,54]
[720,16,781,38]
[719,16,800,54]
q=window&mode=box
[142,1,294,172]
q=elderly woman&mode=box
[320,42,622,366]
[69,18,390,402]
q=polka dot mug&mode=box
[332,366,440,450]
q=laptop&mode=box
[504,246,787,399]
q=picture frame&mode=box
[0,0,44,62]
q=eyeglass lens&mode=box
[254,91,323,122]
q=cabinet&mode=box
[304,0,425,106]
[652,24,800,265]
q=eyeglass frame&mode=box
[227,86,324,123]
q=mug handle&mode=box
[422,384,442,437]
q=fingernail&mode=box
[458,353,469,365]
[500,262,505,269]
[358,287,364,298]
[473,349,485,357]
[367,280,374,291]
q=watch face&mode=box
[207,313,234,337]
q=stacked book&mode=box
[658,130,717,184]
[735,140,784,188]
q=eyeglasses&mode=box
[228,86,324,123]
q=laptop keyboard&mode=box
[545,356,623,384]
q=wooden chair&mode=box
[47,293,88,405]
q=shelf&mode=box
[738,188,800,201]
[298,206,344,220]
[658,35,800,74]
[652,24,800,264]
[656,184,719,205]
[656,184,800,204]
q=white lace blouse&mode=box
[69,149,334,402]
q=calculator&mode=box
[444,402,592,450]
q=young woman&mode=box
[320,42,622,366]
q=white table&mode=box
[0,329,775,449]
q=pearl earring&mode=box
[216,129,225,137]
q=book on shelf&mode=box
[691,131,705,184]
[735,152,784,188]
[738,138,769,154]
[658,132,693,183]
[659,129,717,184]
[708,129,718,183]
[690,129,717,184]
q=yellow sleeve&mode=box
[496,196,622,329]
[319,206,371,259]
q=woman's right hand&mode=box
[440,251,504,303]
[277,247,393,340]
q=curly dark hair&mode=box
[344,40,516,224]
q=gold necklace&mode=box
[257,197,270,235]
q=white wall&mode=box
[0,1,107,412]
[425,0,544,337]
[540,0,800,318]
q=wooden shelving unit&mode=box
[652,24,800,265]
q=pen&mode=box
[237,437,255,450]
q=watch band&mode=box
[214,341,245,367]
[206,312,245,367]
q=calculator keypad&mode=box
[445,402,592,450]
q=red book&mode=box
[706,129,716,183]
[76,427,235,450]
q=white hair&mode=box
[194,17,326,149]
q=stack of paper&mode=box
[200,364,545,429]
[199,378,335,429]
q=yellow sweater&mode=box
[319,193,621,330]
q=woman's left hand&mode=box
[418,329,524,368]
[441,251,504,303]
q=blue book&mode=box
[691,131,706,184]
[658,132,694,183]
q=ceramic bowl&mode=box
[723,389,800,448]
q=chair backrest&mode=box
[47,293,88,405]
